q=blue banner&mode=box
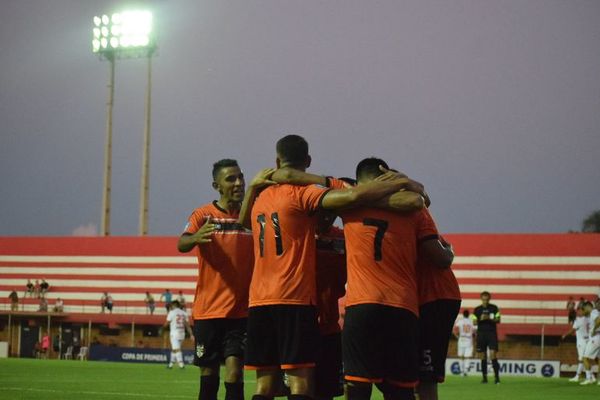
[89,345,195,364]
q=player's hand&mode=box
[250,168,277,189]
[192,219,216,244]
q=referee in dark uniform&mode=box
[473,291,501,384]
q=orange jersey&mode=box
[417,210,461,305]
[183,201,254,319]
[327,177,352,190]
[341,208,438,316]
[316,226,347,335]
[249,184,329,307]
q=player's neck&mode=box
[279,162,306,172]
[216,198,241,214]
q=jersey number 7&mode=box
[257,213,283,257]
[363,218,388,261]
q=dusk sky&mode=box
[1,0,599,236]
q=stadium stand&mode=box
[1,234,599,338]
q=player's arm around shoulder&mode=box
[237,168,277,228]
[320,173,408,210]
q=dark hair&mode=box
[212,159,239,180]
[463,309,470,318]
[276,135,309,166]
[171,300,181,308]
[480,291,491,298]
[355,157,389,182]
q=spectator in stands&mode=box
[567,296,577,324]
[40,279,50,297]
[9,289,19,311]
[160,289,172,313]
[25,279,34,297]
[100,292,113,313]
[54,298,64,313]
[145,292,156,315]
[34,279,41,298]
[38,296,48,312]
[176,290,186,310]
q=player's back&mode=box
[249,183,328,307]
[168,308,187,334]
[457,318,475,339]
[341,207,436,316]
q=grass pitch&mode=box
[0,358,597,400]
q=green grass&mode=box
[0,358,597,400]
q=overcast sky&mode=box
[1,0,599,236]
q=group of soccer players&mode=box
[176,134,463,400]
[562,298,600,385]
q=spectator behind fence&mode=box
[100,292,114,314]
[567,296,577,324]
[34,279,40,298]
[145,292,156,315]
[54,298,64,313]
[9,289,19,311]
[25,279,34,297]
[176,290,186,310]
[40,279,50,297]
[38,297,48,312]
[160,289,172,313]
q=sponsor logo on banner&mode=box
[445,358,560,378]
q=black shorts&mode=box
[418,299,461,383]
[316,332,343,398]
[245,305,319,370]
[476,330,499,353]
[193,318,246,367]
[343,304,419,388]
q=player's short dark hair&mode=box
[212,159,239,180]
[276,135,309,166]
[171,300,181,308]
[480,291,491,298]
[355,157,389,182]
[463,309,470,318]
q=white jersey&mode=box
[456,318,476,341]
[167,308,188,338]
[589,309,600,338]
[573,316,590,344]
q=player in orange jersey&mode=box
[239,135,419,400]
[415,214,461,400]
[339,157,454,400]
[178,159,274,400]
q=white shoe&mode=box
[580,379,594,385]
[569,376,581,382]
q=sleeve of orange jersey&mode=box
[416,208,439,243]
[183,210,207,235]
[327,177,351,190]
[297,184,330,212]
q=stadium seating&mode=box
[1,234,599,337]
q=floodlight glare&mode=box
[92,39,100,52]
[92,9,155,56]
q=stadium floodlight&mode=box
[92,9,156,236]
[92,10,156,58]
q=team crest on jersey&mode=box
[196,344,205,358]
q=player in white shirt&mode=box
[561,305,589,382]
[454,310,476,376]
[163,300,193,369]
[580,301,600,385]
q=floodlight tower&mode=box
[92,10,156,236]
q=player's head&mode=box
[480,291,491,305]
[583,301,594,315]
[463,309,470,318]
[171,300,181,309]
[355,157,389,184]
[276,134,311,170]
[212,159,245,203]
